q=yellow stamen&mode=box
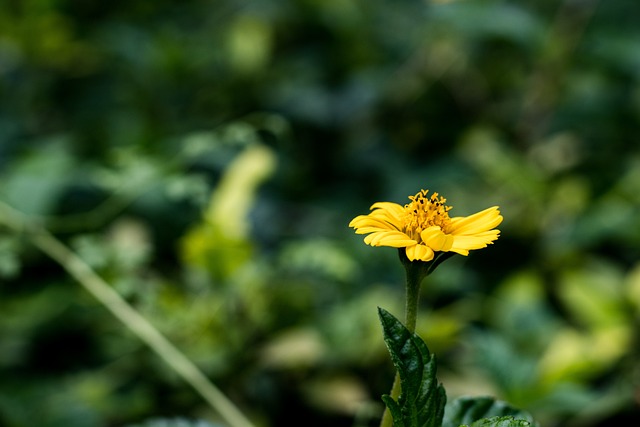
[402,190,452,242]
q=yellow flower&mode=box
[349,189,503,262]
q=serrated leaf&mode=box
[378,307,447,427]
[443,397,538,427]
[381,394,405,427]
[464,415,533,427]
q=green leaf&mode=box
[0,235,22,279]
[381,394,405,427]
[0,138,75,215]
[378,307,447,427]
[465,415,533,427]
[443,397,538,427]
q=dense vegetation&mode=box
[1,1,639,426]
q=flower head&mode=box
[349,189,503,262]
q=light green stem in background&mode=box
[0,201,255,427]
[380,259,426,427]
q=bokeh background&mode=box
[1,0,639,426]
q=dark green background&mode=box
[1,0,639,426]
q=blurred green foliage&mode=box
[1,0,639,426]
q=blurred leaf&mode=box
[279,238,359,283]
[323,287,401,365]
[626,262,640,313]
[538,325,631,384]
[0,138,74,215]
[432,1,543,46]
[557,263,627,329]
[124,418,223,427]
[589,32,640,75]
[458,127,546,210]
[414,309,464,355]
[530,383,595,416]
[302,375,371,416]
[181,142,276,279]
[71,234,111,270]
[260,327,326,369]
[0,234,22,278]
[165,174,210,206]
[227,15,273,74]
[468,331,539,406]
[96,148,165,195]
[0,380,102,427]
[203,143,276,239]
[487,271,559,353]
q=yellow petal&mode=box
[368,212,403,230]
[449,248,470,256]
[447,206,502,235]
[420,226,454,251]
[364,231,416,247]
[405,244,435,261]
[368,202,404,227]
[348,216,369,228]
[369,202,404,219]
[450,232,499,251]
[353,227,386,234]
[472,230,501,238]
[349,215,397,232]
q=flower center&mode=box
[402,190,452,242]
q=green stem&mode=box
[380,253,428,427]
[0,201,255,427]
[403,262,424,333]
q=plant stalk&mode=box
[0,201,255,427]
[380,252,428,427]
